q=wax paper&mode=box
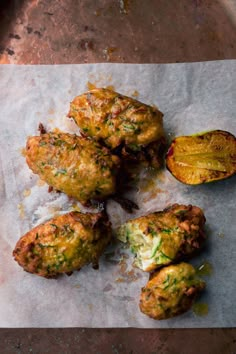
[0,61,235,328]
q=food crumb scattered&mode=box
[131,90,139,98]
[115,277,125,283]
[17,204,25,219]
[87,81,97,90]
[23,189,31,197]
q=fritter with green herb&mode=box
[139,262,205,320]
[68,88,165,167]
[13,212,111,278]
[116,204,206,272]
[26,132,120,205]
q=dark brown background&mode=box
[1,1,236,353]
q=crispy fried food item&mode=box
[166,130,236,185]
[13,212,111,278]
[68,88,165,166]
[116,204,206,272]
[139,262,205,320]
[26,132,120,205]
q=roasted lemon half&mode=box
[166,130,236,185]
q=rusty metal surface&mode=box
[0,328,236,354]
[1,0,236,353]
[1,0,236,64]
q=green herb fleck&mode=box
[53,139,65,147]
[39,141,47,146]
[38,243,55,249]
[50,224,58,229]
[55,168,67,176]
[161,228,172,234]
[151,239,162,258]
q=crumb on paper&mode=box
[17,203,25,219]
[23,189,31,198]
[74,284,81,289]
[115,277,125,283]
[131,90,139,98]
[88,304,93,310]
[114,254,142,283]
[87,81,97,90]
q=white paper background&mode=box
[0,61,235,328]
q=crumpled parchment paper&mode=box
[0,61,235,328]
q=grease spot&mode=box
[196,261,213,276]
[20,147,26,157]
[105,85,115,91]
[193,303,208,316]
[48,108,55,115]
[37,179,46,187]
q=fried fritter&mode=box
[166,130,236,184]
[13,212,111,278]
[68,88,165,166]
[139,262,205,320]
[26,132,120,205]
[116,204,206,272]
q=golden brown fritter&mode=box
[26,132,120,205]
[166,130,236,184]
[13,212,111,278]
[116,204,206,272]
[139,262,205,320]
[68,88,165,166]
